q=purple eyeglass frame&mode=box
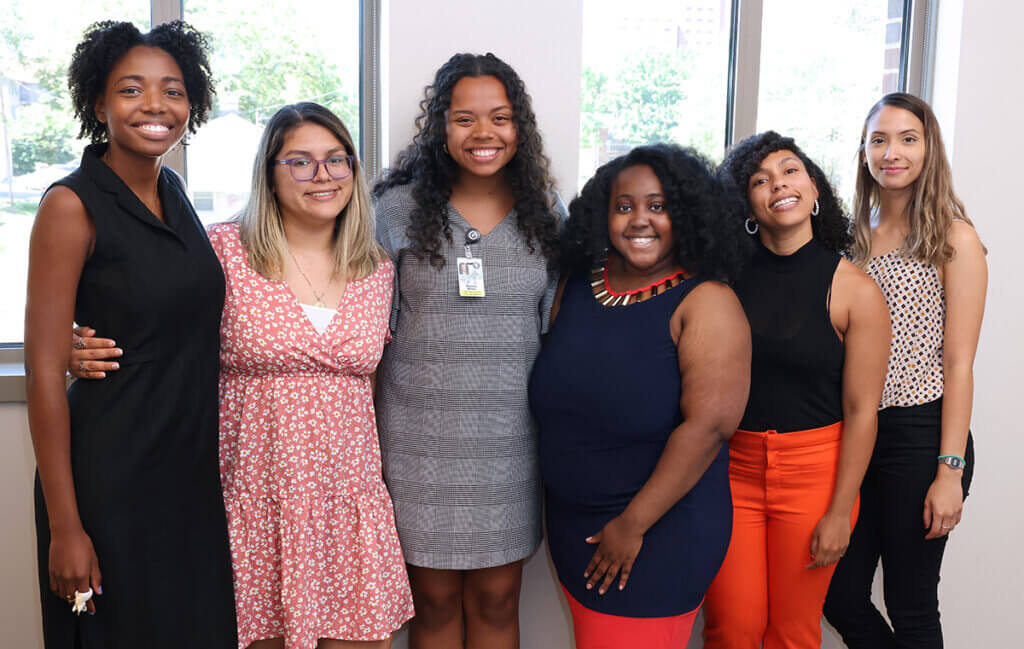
[274,154,356,181]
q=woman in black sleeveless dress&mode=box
[24,22,235,648]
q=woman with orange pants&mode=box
[702,131,891,649]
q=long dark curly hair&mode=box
[562,144,750,284]
[69,20,215,144]
[718,131,852,254]
[373,52,560,268]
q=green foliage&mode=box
[581,49,691,150]
[11,103,77,175]
[189,1,361,142]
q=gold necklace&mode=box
[286,245,329,308]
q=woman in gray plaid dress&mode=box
[372,53,562,649]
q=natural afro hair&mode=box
[68,20,215,144]
[718,131,852,255]
[373,52,560,269]
[562,143,750,284]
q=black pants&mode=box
[823,399,974,649]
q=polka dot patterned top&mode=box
[866,250,945,408]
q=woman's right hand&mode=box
[69,325,121,379]
[49,525,101,614]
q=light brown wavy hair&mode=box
[850,92,976,267]
[237,102,383,280]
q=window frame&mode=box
[726,0,928,149]
[0,0,381,397]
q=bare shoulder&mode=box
[949,220,986,258]
[671,280,747,341]
[36,185,87,222]
[835,258,883,301]
[679,280,743,314]
[33,186,92,245]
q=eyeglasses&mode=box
[275,154,355,181]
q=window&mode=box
[184,0,362,225]
[0,1,149,344]
[756,0,906,201]
[0,0,375,345]
[580,0,923,202]
[579,0,733,187]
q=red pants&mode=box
[562,586,699,649]
[703,422,858,649]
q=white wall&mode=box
[926,0,1024,645]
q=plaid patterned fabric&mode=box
[373,183,562,569]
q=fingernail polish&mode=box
[96,586,102,594]
[586,583,592,590]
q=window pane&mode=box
[0,1,149,344]
[579,0,733,190]
[185,0,361,225]
[756,0,905,203]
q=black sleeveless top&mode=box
[735,238,844,433]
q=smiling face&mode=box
[95,46,190,158]
[446,75,518,179]
[864,105,926,193]
[271,121,354,227]
[747,149,819,237]
[607,164,679,278]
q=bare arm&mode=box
[926,221,987,538]
[584,282,751,593]
[25,186,102,608]
[807,261,890,568]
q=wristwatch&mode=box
[938,455,966,471]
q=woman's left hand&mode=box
[807,510,851,569]
[923,470,963,539]
[584,515,644,594]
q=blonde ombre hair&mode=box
[850,92,976,267]
[237,102,384,281]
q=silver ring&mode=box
[78,360,84,372]
[73,338,85,350]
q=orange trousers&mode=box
[703,422,858,649]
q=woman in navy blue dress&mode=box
[529,144,751,648]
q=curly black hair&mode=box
[562,143,750,284]
[373,52,560,268]
[718,131,852,254]
[68,20,215,144]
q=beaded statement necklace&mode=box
[591,264,688,307]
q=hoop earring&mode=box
[744,218,759,235]
[443,143,449,155]
[811,199,820,216]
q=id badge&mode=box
[457,257,485,297]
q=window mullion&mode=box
[151,0,186,177]
[726,0,763,150]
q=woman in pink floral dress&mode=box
[72,102,413,649]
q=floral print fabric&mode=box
[208,223,413,649]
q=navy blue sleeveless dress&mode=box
[33,144,237,648]
[529,272,732,618]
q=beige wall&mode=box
[1,404,42,645]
